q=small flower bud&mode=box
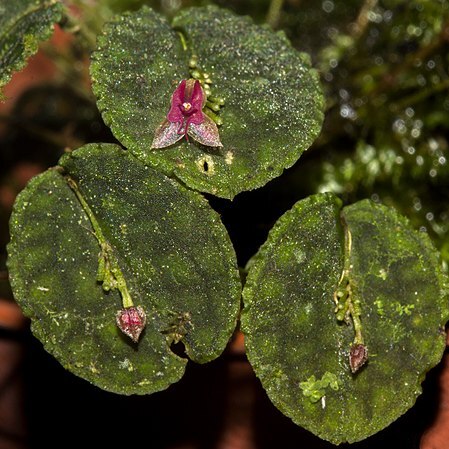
[349,343,368,373]
[116,306,146,343]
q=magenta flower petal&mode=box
[167,79,187,123]
[188,114,223,147]
[116,306,147,343]
[151,119,184,149]
[188,80,206,125]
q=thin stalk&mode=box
[333,217,368,371]
[390,78,449,112]
[351,0,378,38]
[266,0,285,29]
[66,177,134,309]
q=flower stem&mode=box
[66,176,134,309]
[266,0,284,29]
[333,216,367,371]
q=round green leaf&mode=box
[0,0,62,95]
[241,193,449,444]
[8,143,240,394]
[90,6,324,199]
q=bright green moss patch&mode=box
[299,371,340,403]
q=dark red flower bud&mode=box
[116,306,146,343]
[349,343,368,373]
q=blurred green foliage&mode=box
[312,0,449,263]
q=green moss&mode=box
[299,372,340,403]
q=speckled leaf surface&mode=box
[90,6,324,199]
[241,193,449,444]
[0,0,62,94]
[7,143,240,395]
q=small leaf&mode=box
[7,143,241,394]
[241,193,449,444]
[0,0,62,95]
[90,6,324,199]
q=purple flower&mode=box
[151,79,223,148]
[116,306,146,343]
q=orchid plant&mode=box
[2,0,449,447]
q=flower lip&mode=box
[182,102,193,112]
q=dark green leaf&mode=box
[8,143,241,394]
[241,193,448,444]
[0,0,62,95]
[90,6,324,199]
